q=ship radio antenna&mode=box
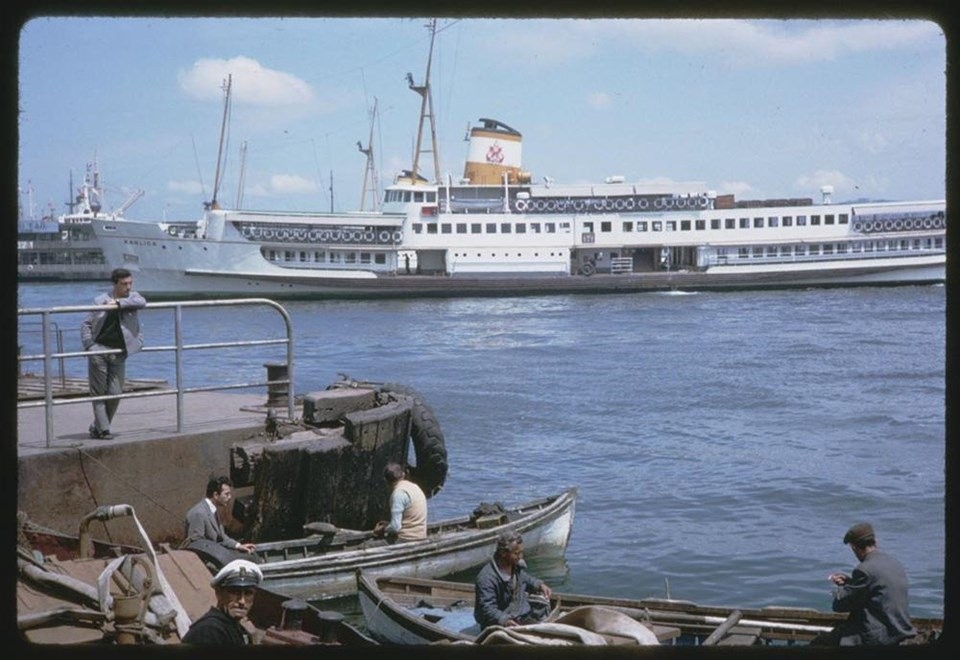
[408,18,440,183]
[358,97,381,211]
[235,140,248,209]
[209,74,232,210]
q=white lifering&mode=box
[922,218,932,229]
[572,200,585,212]
[592,199,604,211]
[614,198,625,211]
[534,199,546,212]
[330,231,342,242]
[379,231,391,242]
[515,199,529,212]
[663,197,674,209]
[393,231,403,242]
[318,231,330,241]
[639,198,649,210]
[250,226,262,239]
[293,228,305,241]
[364,231,374,242]
[861,220,872,233]
[884,220,894,231]
[699,196,709,208]
[602,198,614,211]
[853,222,862,232]
[545,199,557,212]
[307,229,319,241]
[893,219,903,231]
[556,199,569,212]
[263,228,276,240]
[624,197,635,211]
[653,198,663,210]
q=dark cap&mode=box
[843,522,875,545]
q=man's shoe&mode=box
[99,432,115,439]
[89,425,100,439]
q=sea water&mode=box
[16,282,946,618]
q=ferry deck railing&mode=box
[17,298,295,448]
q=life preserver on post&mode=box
[379,231,391,242]
[515,199,529,212]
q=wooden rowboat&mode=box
[356,572,943,647]
[212,487,577,602]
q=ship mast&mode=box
[407,18,440,183]
[357,97,381,211]
[209,74,232,210]
[236,140,248,209]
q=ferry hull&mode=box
[128,261,944,301]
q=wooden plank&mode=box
[17,375,169,401]
[716,626,762,646]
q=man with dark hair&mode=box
[474,531,553,629]
[372,462,427,542]
[184,476,256,554]
[814,522,917,645]
[80,267,146,439]
[182,559,262,644]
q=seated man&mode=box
[183,476,256,555]
[474,531,553,629]
[183,559,262,644]
[372,462,427,542]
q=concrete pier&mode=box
[17,388,275,547]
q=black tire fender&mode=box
[379,383,448,497]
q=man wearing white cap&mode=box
[182,559,263,644]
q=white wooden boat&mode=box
[188,487,577,603]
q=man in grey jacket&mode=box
[815,522,917,645]
[80,268,146,439]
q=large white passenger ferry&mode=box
[90,20,944,301]
[91,114,945,300]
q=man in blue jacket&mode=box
[80,268,145,439]
[816,522,917,645]
[474,531,552,629]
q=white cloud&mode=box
[719,180,755,196]
[167,180,203,194]
[269,174,318,194]
[794,169,856,194]
[488,19,943,67]
[587,92,612,110]
[178,56,315,106]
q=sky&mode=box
[16,16,947,224]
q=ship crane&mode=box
[116,189,145,217]
[357,97,381,211]
[407,18,441,184]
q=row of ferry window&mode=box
[265,249,388,265]
[721,237,942,258]
[385,190,438,203]
[411,214,849,235]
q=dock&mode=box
[16,375,284,545]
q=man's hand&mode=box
[237,542,256,553]
[828,573,849,585]
[373,521,387,538]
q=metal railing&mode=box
[17,298,295,447]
